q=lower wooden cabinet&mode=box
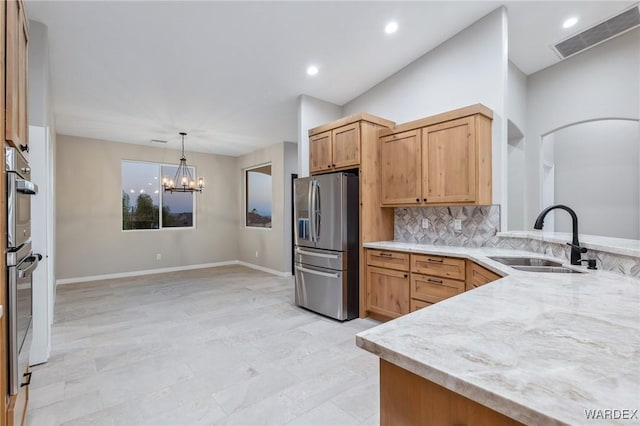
[411,254,465,280]
[380,359,524,426]
[411,273,465,305]
[7,364,30,426]
[366,265,410,319]
[410,298,432,312]
[366,249,410,271]
[365,248,504,321]
[466,260,502,291]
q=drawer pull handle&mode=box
[403,274,408,278]
[427,278,443,284]
[378,253,393,257]
[427,258,443,263]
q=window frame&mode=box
[121,159,197,232]
[244,162,273,230]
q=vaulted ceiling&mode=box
[25,1,634,155]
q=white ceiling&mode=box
[25,1,634,156]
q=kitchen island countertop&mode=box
[357,241,640,425]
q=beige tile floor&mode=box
[26,266,381,426]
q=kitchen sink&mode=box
[510,265,583,274]
[488,256,563,267]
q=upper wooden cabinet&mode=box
[380,130,422,205]
[332,123,360,169]
[308,113,393,175]
[379,104,493,207]
[309,123,360,173]
[5,0,29,153]
[309,130,332,174]
[422,117,476,203]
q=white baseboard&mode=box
[237,261,293,277]
[55,260,292,285]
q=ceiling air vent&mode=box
[151,139,167,144]
[553,5,640,59]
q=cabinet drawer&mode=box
[411,274,464,304]
[466,261,502,291]
[411,254,465,280]
[410,298,432,312]
[367,249,410,271]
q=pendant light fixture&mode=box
[162,132,204,192]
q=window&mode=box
[245,164,272,228]
[121,161,195,230]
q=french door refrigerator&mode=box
[293,172,359,321]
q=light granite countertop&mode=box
[357,241,640,426]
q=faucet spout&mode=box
[533,204,587,265]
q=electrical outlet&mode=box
[421,219,429,229]
[454,219,462,231]
[255,251,259,258]
[156,253,162,261]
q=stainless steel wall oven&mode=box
[6,147,36,250]
[6,243,39,394]
[5,147,40,395]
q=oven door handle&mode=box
[18,254,40,278]
[16,179,38,195]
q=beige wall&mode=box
[237,142,297,273]
[56,135,239,280]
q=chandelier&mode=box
[162,132,204,193]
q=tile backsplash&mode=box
[489,236,640,278]
[393,205,640,277]
[394,205,501,247]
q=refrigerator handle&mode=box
[295,248,339,259]
[308,180,316,242]
[295,265,340,279]
[313,180,321,242]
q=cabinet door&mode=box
[332,123,360,169]
[466,261,502,291]
[366,266,410,319]
[410,299,432,312]
[422,117,475,203]
[380,130,422,206]
[6,0,29,151]
[7,364,29,426]
[309,131,332,174]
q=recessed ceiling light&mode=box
[563,17,578,29]
[385,21,398,34]
[307,65,318,76]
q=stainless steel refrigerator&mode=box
[293,172,359,321]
